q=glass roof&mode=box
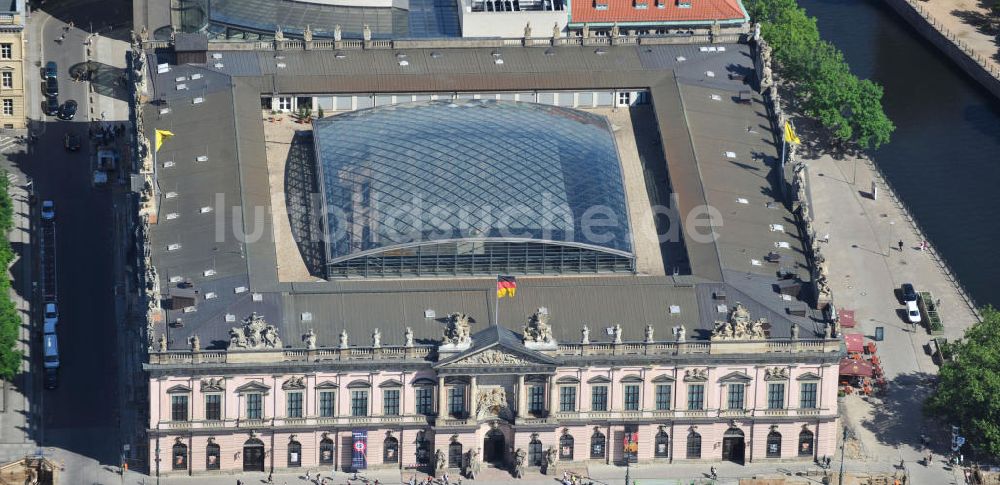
[313,100,634,264]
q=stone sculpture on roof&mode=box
[303,329,316,350]
[303,25,313,42]
[581,324,590,344]
[524,21,531,39]
[372,328,382,348]
[443,312,472,346]
[274,25,285,41]
[644,324,655,343]
[189,335,200,352]
[523,308,554,344]
[711,303,768,341]
[229,312,282,349]
[404,327,414,347]
[612,323,623,344]
[339,329,349,349]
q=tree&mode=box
[926,307,1000,459]
[0,174,19,381]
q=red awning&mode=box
[844,333,865,353]
[840,359,874,377]
[838,309,856,328]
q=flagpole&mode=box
[494,274,500,327]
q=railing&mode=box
[149,345,435,365]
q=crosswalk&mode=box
[0,136,23,153]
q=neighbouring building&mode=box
[134,29,838,478]
[566,0,749,37]
[0,0,25,129]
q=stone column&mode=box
[438,376,446,416]
[516,375,526,418]
[469,376,478,418]
[548,375,558,416]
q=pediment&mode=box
[796,372,821,381]
[234,381,271,394]
[166,384,192,394]
[436,345,557,369]
[719,371,753,383]
[315,380,339,390]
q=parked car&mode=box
[64,132,80,151]
[906,300,922,324]
[43,302,57,335]
[43,334,59,369]
[45,76,58,97]
[43,368,58,390]
[901,283,917,303]
[44,61,57,79]
[40,200,54,220]
[58,100,77,120]
[45,95,60,116]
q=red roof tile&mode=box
[570,0,747,25]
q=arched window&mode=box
[798,429,815,457]
[320,438,335,465]
[559,434,574,461]
[448,441,463,468]
[288,440,302,467]
[206,442,221,470]
[685,431,701,459]
[654,430,669,459]
[384,436,399,463]
[172,442,188,470]
[766,431,782,458]
[528,436,543,466]
[590,430,606,459]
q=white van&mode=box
[43,334,59,369]
[43,303,57,335]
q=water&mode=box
[795,0,1000,309]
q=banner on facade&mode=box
[352,430,368,470]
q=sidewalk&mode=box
[88,33,130,122]
[805,148,977,485]
[917,0,1000,77]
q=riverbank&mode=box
[882,0,1000,99]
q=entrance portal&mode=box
[483,429,506,464]
[721,428,745,464]
[243,438,266,471]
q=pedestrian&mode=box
[307,470,312,480]
[710,465,717,479]
[237,480,242,485]
[927,452,933,466]
[898,240,904,252]
[267,471,274,483]
[899,458,905,469]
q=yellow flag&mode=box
[783,121,801,145]
[155,129,175,152]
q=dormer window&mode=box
[635,0,649,8]
[656,0,666,7]
[595,0,609,9]
[678,0,692,7]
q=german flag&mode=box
[496,275,517,299]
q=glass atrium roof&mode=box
[313,100,634,265]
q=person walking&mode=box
[307,470,312,481]
[710,466,717,480]
[898,240,904,252]
[267,471,274,483]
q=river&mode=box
[794,0,1000,309]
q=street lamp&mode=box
[838,427,847,485]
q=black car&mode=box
[45,76,58,97]
[45,96,59,116]
[44,61,57,79]
[58,100,77,120]
[901,283,917,303]
[44,367,58,390]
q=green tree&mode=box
[0,173,19,381]
[926,307,1000,458]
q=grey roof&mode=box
[313,99,633,263]
[174,32,209,52]
[143,40,817,351]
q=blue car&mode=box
[45,61,57,79]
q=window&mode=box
[351,390,369,416]
[634,0,649,8]
[277,97,292,111]
[205,394,222,420]
[1,72,11,89]
[416,432,431,465]
[559,434,574,460]
[687,384,704,410]
[319,391,335,417]
[320,438,335,464]
[528,436,543,466]
[590,430,606,459]
[172,442,188,470]
[2,99,11,116]
[416,387,434,415]
[677,0,691,7]
[206,442,220,470]
[0,44,10,59]
[655,384,671,410]
[448,386,465,417]
[727,384,745,410]
[623,385,640,411]
[591,385,608,411]
[654,430,669,458]
[448,441,463,468]
[384,436,399,463]
[528,386,545,415]
[623,424,638,463]
[287,392,303,418]
[767,431,782,457]
[288,440,302,467]
[594,0,609,9]
[618,92,632,106]
[799,429,815,457]
[800,383,818,409]
[246,393,263,419]
[559,386,576,412]
[686,431,701,459]
[383,389,400,416]
[768,383,786,409]
[171,395,189,421]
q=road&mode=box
[19,1,132,478]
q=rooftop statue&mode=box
[229,312,282,349]
[523,308,553,344]
[443,312,472,346]
[711,303,768,341]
